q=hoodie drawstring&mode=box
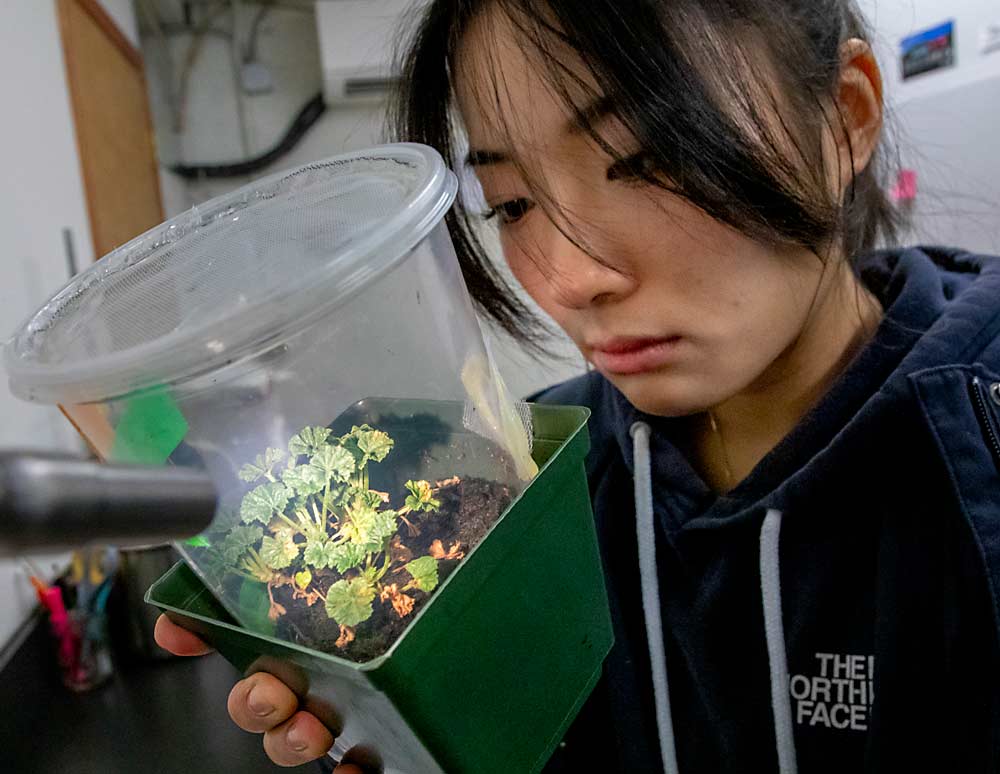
[630,422,680,774]
[760,509,798,774]
[630,423,799,774]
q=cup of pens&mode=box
[27,548,116,692]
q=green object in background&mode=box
[147,403,612,774]
[111,390,189,465]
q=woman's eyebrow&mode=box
[464,96,614,167]
[465,149,509,167]
[567,95,615,135]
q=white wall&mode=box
[860,0,1000,252]
[0,0,139,651]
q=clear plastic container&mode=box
[6,144,536,661]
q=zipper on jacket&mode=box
[970,377,1000,473]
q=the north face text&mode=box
[790,653,875,731]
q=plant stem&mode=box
[321,481,331,521]
[275,512,305,536]
[243,548,272,582]
[377,550,392,581]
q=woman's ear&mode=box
[834,38,884,179]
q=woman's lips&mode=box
[588,336,684,375]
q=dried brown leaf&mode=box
[429,539,465,561]
[379,582,416,618]
[292,586,323,607]
[391,591,415,618]
[379,583,399,603]
[335,625,355,649]
[267,580,288,620]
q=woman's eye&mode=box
[606,152,657,184]
[483,198,534,225]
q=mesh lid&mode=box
[6,144,457,404]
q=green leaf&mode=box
[294,569,312,590]
[220,525,263,563]
[340,499,397,551]
[370,509,398,546]
[302,540,325,567]
[260,531,301,570]
[228,524,264,546]
[404,480,440,513]
[281,464,327,496]
[361,564,381,586]
[356,426,393,463]
[303,539,336,569]
[299,517,329,545]
[329,482,355,509]
[324,577,376,627]
[240,482,292,525]
[204,507,241,540]
[310,445,355,484]
[355,489,384,509]
[405,556,439,593]
[288,426,332,458]
[329,541,368,573]
[238,448,287,483]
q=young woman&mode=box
[156,1,1000,771]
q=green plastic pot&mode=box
[147,402,613,774]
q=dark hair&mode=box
[391,0,901,347]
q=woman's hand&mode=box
[154,615,360,771]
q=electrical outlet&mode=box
[981,23,1000,55]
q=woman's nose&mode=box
[541,225,635,310]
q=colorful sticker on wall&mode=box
[890,169,917,203]
[901,20,955,80]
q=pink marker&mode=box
[41,586,79,671]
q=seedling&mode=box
[195,424,464,652]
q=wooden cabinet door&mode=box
[58,0,163,260]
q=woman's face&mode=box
[455,13,838,417]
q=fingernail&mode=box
[286,720,309,752]
[247,686,274,717]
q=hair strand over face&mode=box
[390,0,902,347]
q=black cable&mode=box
[168,92,327,180]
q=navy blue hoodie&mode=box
[538,247,1000,773]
